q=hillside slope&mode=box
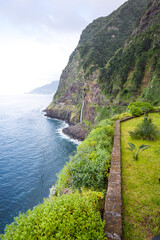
[45,0,151,127]
[99,0,160,105]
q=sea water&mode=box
[0,94,77,233]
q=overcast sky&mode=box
[0,0,127,94]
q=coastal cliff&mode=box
[45,0,159,140]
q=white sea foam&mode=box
[42,113,81,145]
[57,121,81,145]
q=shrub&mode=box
[95,118,113,128]
[0,190,106,240]
[128,102,154,116]
[55,120,114,193]
[129,116,160,141]
[69,148,111,191]
[55,164,72,193]
[129,106,143,116]
[111,112,132,121]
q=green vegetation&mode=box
[111,112,132,121]
[129,116,160,140]
[55,119,114,193]
[128,102,155,116]
[83,120,93,132]
[48,0,157,127]
[126,142,150,160]
[98,1,160,104]
[95,106,111,122]
[78,0,151,71]
[1,117,114,238]
[121,113,160,239]
[95,105,128,123]
[2,0,160,237]
[50,0,152,125]
[2,102,159,238]
[0,190,106,240]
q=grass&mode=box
[121,113,160,240]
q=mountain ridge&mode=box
[29,81,59,95]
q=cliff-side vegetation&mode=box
[99,0,160,105]
[95,105,128,123]
[55,119,114,193]
[0,190,106,240]
[78,0,151,72]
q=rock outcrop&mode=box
[62,122,90,141]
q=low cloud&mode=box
[0,0,127,93]
[0,0,127,38]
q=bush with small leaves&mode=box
[111,112,132,121]
[55,120,114,193]
[129,116,160,141]
[0,190,106,240]
[128,102,154,116]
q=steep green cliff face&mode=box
[46,0,152,126]
[99,0,160,105]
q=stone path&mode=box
[104,120,122,240]
[103,117,135,240]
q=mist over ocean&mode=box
[0,94,77,233]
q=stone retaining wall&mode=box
[103,116,135,240]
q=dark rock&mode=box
[152,234,160,240]
[62,122,89,141]
[45,108,71,124]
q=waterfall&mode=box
[80,100,85,123]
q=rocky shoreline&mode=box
[62,122,89,141]
[44,109,89,141]
[44,107,72,124]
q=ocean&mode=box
[0,94,78,234]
